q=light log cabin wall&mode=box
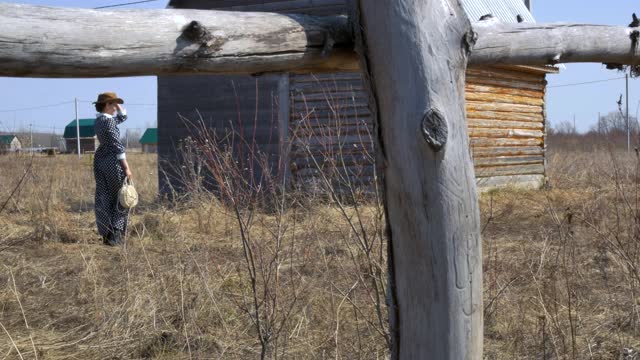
[467,65,550,188]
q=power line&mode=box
[548,76,626,89]
[0,101,74,113]
[94,0,162,9]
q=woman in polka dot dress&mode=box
[93,92,133,246]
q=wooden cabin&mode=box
[63,119,98,154]
[159,0,556,193]
[0,134,21,154]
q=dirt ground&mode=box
[1,149,640,359]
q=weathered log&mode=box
[351,0,482,358]
[474,163,545,177]
[465,92,544,106]
[467,101,542,114]
[465,83,543,99]
[0,3,357,77]
[466,110,543,122]
[468,128,544,138]
[471,137,543,147]
[470,21,640,66]
[467,119,544,130]
[471,146,544,157]
[3,3,640,78]
[473,155,544,167]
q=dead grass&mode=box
[2,147,640,359]
[0,153,388,359]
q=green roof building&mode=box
[0,134,21,153]
[139,128,158,153]
[63,119,96,139]
[63,118,98,154]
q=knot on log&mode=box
[180,20,224,56]
[183,21,213,43]
[421,108,448,152]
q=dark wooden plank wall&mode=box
[158,74,283,194]
[289,72,376,193]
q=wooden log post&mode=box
[350,1,482,358]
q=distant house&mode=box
[63,119,98,153]
[139,128,158,153]
[0,134,21,154]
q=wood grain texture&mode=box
[2,3,640,79]
[353,0,482,358]
[470,21,640,66]
[468,128,543,138]
[289,72,376,190]
[465,83,543,98]
[466,110,543,122]
[467,119,544,130]
[476,174,544,189]
[0,3,357,77]
[471,146,544,157]
[474,163,544,177]
[467,101,542,114]
[466,92,544,106]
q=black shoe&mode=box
[112,230,124,246]
[102,231,114,246]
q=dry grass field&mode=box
[1,146,640,359]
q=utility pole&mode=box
[573,114,576,133]
[598,112,601,134]
[75,97,80,158]
[29,123,32,153]
[627,72,630,152]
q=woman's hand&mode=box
[121,159,133,180]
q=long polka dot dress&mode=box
[93,111,128,238]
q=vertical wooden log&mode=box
[351,1,483,359]
[278,73,291,187]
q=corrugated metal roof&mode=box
[460,0,535,23]
[168,0,534,23]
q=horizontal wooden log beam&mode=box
[467,119,544,130]
[469,21,640,66]
[2,4,640,77]
[0,3,357,77]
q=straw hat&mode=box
[93,92,124,105]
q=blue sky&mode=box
[0,0,637,134]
